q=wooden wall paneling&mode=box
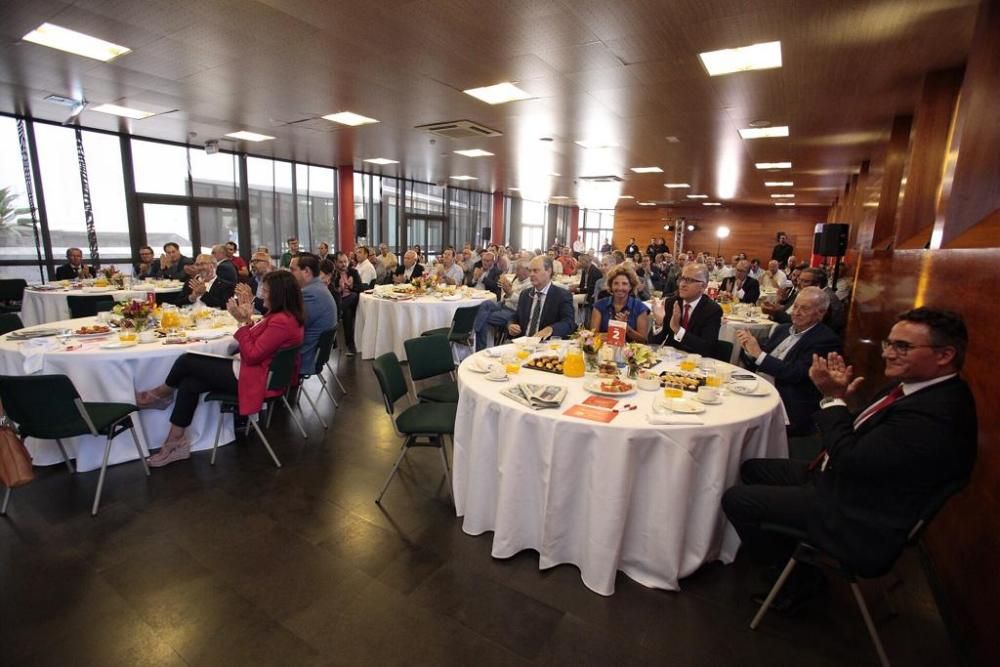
[845,248,1000,666]
[942,0,1000,248]
[872,115,914,250]
[846,162,870,248]
[895,67,965,249]
[612,205,828,264]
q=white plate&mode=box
[100,341,138,349]
[442,294,463,301]
[83,286,116,293]
[466,357,494,373]
[583,379,637,397]
[485,374,509,382]
[654,397,706,414]
[729,382,769,396]
[694,394,723,405]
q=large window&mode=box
[247,157,295,256]
[581,209,614,254]
[520,199,547,252]
[132,139,188,195]
[448,188,491,250]
[0,117,43,280]
[295,165,336,254]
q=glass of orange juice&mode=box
[706,374,723,388]
[664,384,684,399]
[515,346,531,360]
[118,329,137,343]
[502,354,520,375]
[679,359,697,372]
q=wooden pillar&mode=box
[491,191,503,245]
[337,165,354,253]
[895,67,964,248]
[942,0,1000,248]
[871,115,913,250]
[847,162,869,248]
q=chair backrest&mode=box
[372,352,408,414]
[0,278,27,303]
[907,477,970,542]
[66,295,115,319]
[95,300,115,313]
[0,313,23,336]
[311,327,337,373]
[0,374,89,436]
[266,346,301,391]
[404,334,454,382]
[449,305,481,338]
[711,339,734,363]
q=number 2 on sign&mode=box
[606,320,627,347]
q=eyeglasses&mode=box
[880,339,943,356]
[678,277,706,285]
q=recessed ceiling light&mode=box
[23,23,131,61]
[738,126,789,139]
[618,195,634,199]
[463,81,534,105]
[574,139,618,149]
[454,149,494,157]
[550,172,561,177]
[630,166,663,174]
[687,224,696,231]
[508,187,520,191]
[664,183,691,188]
[698,40,782,76]
[765,181,794,187]
[770,193,795,198]
[755,161,792,169]
[224,131,275,142]
[686,194,709,199]
[322,111,379,126]
[638,202,657,206]
[363,157,399,165]
[774,202,796,206]
[665,136,681,143]
[91,103,155,119]
[702,202,722,206]
[450,175,477,181]
[551,195,570,200]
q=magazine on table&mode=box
[501,383,568,410]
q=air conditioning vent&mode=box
[578,175,624,183]
[415,120,502,139]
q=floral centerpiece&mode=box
[99,265,127,288]
[572,327,603,371]
[411,274,440,294]
[622,342,654,378]
[113,299,154,330]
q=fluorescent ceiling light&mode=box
[508,187,520,191]
[702,202,722,206]
[618,195,634,199]
[463,81,534,105]
[322,111,379,126]
[765,181,794,187]
[755,162,792,169]
[225,131,275,142]
[738,126,789,139]
[91,103,154,120]
[551,195,570,200]
[774,202,796,206]
[638,201,656,206]
[575,139,618,149]
[450,175,477,181]
[363,158,399,165]
[454,149,494,157]
[770,193,795,198]
[630,166,663,174]
[665,135,681,143]
[664,183,691,188]
[699,40,782,77]
[22,23,131,62]
[549,172,561,177]
[686,194,709,199]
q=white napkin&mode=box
[20,338,58,374]
[646,414,704,425]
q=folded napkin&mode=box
[647,414,704,425]
[20,338,58,374]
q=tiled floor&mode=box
[0,357,961,666]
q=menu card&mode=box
[564,404,619,423]
[582,395,618,409]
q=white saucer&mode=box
[485,374,509,382]
[729,383,769,396]
[694,395,723,405]
[100,341,138,349]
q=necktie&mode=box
[680,303,691,329]
[810,384,905,471]
[527,290,543,335]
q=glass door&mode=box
[405,214,447,260]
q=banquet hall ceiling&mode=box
[0,0,981,207]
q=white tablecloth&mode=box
[719,317,777,364]
[355,292,496,361]
[22,285,184,327]
[0,317,236,472]
[453,350,787,595]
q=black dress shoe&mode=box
[752,568,828,614]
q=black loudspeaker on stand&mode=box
[817,223,848,256]
[355,219,368,239]
[482,226,491,242]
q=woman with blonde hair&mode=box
[379,251,399,284]
[589,265,649,342]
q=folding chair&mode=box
[297,328,338,428]
[403,334,459,403]
[0,278,27,313]
[420,304,481,355]
[0,313,23,336]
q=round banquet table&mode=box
[0,317,236,472]
[719,316,777,364]
[22,283,184,327]
[355,290,497,361]
[453,347,788,596]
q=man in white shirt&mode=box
[393,250,424,283]
[748,258,764,281]
[473,259,531,350]
[759,260,788,290]
[354,246,377,287]
[436,248,466,285]
[572,237,586,257]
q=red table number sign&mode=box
[606,319,627,348]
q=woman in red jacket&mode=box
[136,270,305,467]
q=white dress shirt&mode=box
[356,259,377,286]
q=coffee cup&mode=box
[487,364,507,380]
[138,331,156,344]
[697,385,720,402]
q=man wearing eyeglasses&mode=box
[723,307,976,612]
[736,287,842,435]
[720,260,761,304]
[649,263,722,355]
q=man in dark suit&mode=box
[393,250,425,283]
[158,242,194,282]
[576,253,603,313]
[624,238,640,258]
[55,247,94,280]
[507,255,576,340]
[649,262,723,356]
[723,307,976,610]
[211,244,239,285]
[177,254,235,308]
[736,287,843,435]
[468,250,502,300]
[768,268,845,337]
[331,251,363,355]
[720,260,761,304]
[247,251,272,313]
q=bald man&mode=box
[393,250,425,282]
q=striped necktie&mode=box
[527,290,543,335]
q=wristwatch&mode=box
[819,396,846,408]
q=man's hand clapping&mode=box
[809,352,864,399]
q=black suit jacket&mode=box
[770,288,845,337]
[649,297,722,356]
[55,263,94,280]
[740,322,842,435]
[514,283,576,338]
[577,264,603,303]
[330,267,363,312]
[215,258,239,285]
[178,277,235,309]
[469,264,503,300]
[394,263,425,280]
[720,275,761,304]
[625,243,640,257]
[809,376,977,576]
